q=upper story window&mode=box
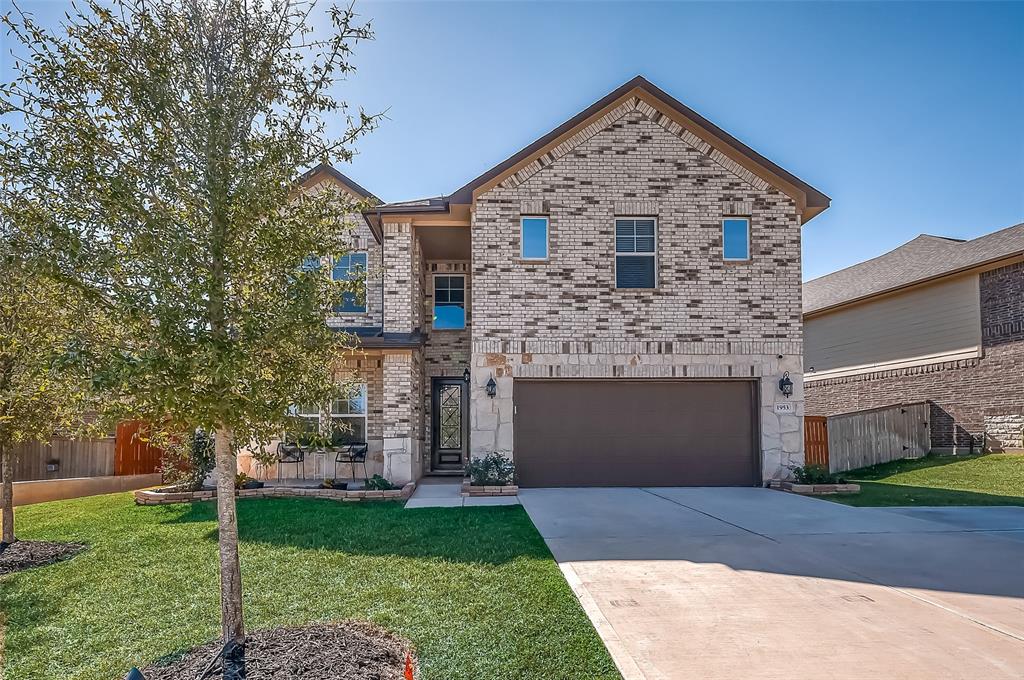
[723,218,751,261]
[301,255,321,272]
[521,216,549,259]
[433,274,466,330]
[330,383,367,444]
[615,218,657,288]
[332,252,367,313]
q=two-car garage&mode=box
[513,380,760,488]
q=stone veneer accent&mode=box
[805,261,1024,451]
[468,97,806,480]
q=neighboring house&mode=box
[803,223,1024,453]
[280,76,831,487]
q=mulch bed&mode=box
[142,621,414,680]
[0,540,87,576]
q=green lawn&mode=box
[827,452,1024,507]
[0,494,619,680]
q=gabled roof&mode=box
[297,163,379,203]
[374,76,831,224]
[804,222,1024,315]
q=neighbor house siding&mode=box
[804,274,982,377]
[469,98,806,479]
[805,261,1024,450]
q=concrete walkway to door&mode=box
[520,487,1024,680]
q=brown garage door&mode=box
[514,380,759,487]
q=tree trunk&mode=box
[1,441,14,546]
[215,427,246,679]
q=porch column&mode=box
[382,350,423,485]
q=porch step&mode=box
[424,470,464,477]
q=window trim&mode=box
[331,251,368,314]
[722,217,751,262]
[330,383,368,442]
[519,215,550,261]
[432,273,467,331]
[614,217,658,290]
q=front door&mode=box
[431,378,468,470]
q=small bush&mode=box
[466,452,515,486]
[161,428,216,491]
[791,464,847,485]
[234,472,263,490]
[364,474,396,491]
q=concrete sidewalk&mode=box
[521,487,1024,680]
[404,477,519,509]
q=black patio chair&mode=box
[333,442,369,482]
[275,441,306,481]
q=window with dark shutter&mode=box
[615,218,656,288]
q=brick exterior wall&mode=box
[303,174,383,330]
[382,223,423,333]
[805,261,1024,451]
[422,261,472,468]
[468,97,806,479]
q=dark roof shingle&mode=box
[803,223,1024,314]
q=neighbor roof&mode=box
[803,222,1024,315]
[374,75,831,223]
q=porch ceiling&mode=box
[418,226,470,261]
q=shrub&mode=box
[466,452,515,486]
[234,472,263,490]
[161,428,216,491]
[790,464,847,485]
[364,474,396,491]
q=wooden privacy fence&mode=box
[10,438,116,482]
[824,402,931,473]
[114,421,165,476]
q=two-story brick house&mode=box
[292,76,830,487]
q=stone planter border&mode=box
[769,480,860,495]
[135,482,416,505]
[460,481,518,497]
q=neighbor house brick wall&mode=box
[805,261,1024,450]
[470,98,806,479]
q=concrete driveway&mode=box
[519,488,1024,680]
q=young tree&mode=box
[1,0,379,673]
[0,200,100,548]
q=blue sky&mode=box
[3,1,1022,280]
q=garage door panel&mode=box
[514,380,758,487]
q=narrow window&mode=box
[723,218,751,261]
[300,255,321,272]
[330,384,368,444]
[615,218,657,288]
[332,252,367,312]
[520,216,549,259]
[433,274,466,329]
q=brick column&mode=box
[383,222,417,333]
[381,351,423,484]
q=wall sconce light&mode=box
[485,376,497,398]
[462,367,471,382]
[778,371,793,398]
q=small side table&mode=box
[310,450,328,480]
